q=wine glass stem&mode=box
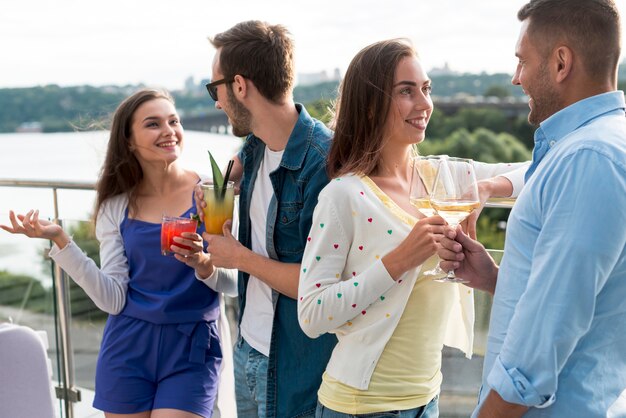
[446,221,460,278]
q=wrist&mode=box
[478,179,496,199]
[52,232,71,250]
[382,248,410,280]
[236,246,252,273]
[488,176,514,198]
[479,262,499,295]
[195,254,215,279]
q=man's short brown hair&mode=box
[210,20,295,103]
[518,0,621,80]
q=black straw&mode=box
[221,159,234,198]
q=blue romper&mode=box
[93,205,221,417]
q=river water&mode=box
[0,130,241,283]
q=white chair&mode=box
[0,323,56,418]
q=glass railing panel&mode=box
[0,209,103,417]
[0,208,62,417]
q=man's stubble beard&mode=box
[527,63,562,127]
[226,86,253,137]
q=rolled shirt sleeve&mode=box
[487,357,556,407]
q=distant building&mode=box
[297,68,342,86]
[180,76,208,97]
[184,76,196,93]
[16,122,43,133]
[429,62,459,77]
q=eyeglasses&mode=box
[205,78,234,101]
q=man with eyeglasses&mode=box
[201,20,337,418]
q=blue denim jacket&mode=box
[237,104,337,418]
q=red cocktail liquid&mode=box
[161,217,198,255]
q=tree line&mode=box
[0,71,586,134]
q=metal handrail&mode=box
[0,179,95,190]
[484,197,517,208]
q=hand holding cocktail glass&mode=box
[163,151,235,265]
[200,179,242,269]
[193,152,241,270]
[161,215,200,257]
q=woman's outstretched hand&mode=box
[0,210,70,249]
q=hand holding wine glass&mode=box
[409,155,447,277]
[429,157,481,283]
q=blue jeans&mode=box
[315,395,439,418]
[234,336,269,418]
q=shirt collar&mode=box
[525,91,625,182]
[536,91,626,149]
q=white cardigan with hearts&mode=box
[298,163,525,390]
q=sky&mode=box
[2,0,626,90]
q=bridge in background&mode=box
[182,111,231,133]
[435,98,529,117]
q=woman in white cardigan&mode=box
[297,39,527,418]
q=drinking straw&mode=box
[221,159,234,198]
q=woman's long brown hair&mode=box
[328,39,416,178]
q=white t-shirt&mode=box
[240,146,284,356]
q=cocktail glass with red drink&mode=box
[160,216,198,255]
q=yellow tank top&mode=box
[318,256,455,414]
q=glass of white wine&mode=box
[409,155,446,277]
[409,155,440,216]
[429,157,480,283]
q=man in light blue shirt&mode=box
[438,0,626,417]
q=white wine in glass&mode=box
[409,155,445,277]
[409,197,436,217]
[430,157,481,283]
[409,155,442,217]
[429,201,481,226]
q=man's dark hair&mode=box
[210,20,295,103]
[518,0,621,80]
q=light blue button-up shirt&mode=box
[474,91,626,417]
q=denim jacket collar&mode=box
[241,103,314,171]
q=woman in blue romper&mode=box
[1,89,236,418]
